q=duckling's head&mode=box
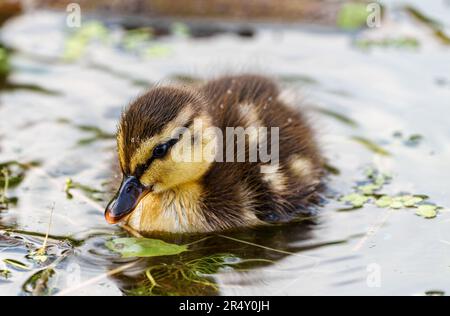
[105,86,215,224]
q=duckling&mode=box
[105,74,324,233]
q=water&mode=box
[0,1,450,295]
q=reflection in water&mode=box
[1,3,450,296]
[79,221,318,296]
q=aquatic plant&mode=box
[0,269,11,280]
[64,178,105,202]
[405,5,450,45]
[351,136,390,156]
[75,124,115,146]
[171,22,190,38]
[392,131,423,147]
[3,258,31,271]
[0,161,37,209]
[63,21,109,61]
[355,37,420,50]
[337,2,372,30]
[313,107,358,128]
[63,20,176,61]
[126,253,240,296]
[0,46,11,80]
[22,268,56,296]
[122,28,154,51]
[106,237,188,258]
[339,167,443,219]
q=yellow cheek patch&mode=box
[128,104,195,173]
[132,112,214,189]
[117,132,126,171]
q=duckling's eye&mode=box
[153,143,169,158]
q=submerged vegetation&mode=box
[128,254,242,296]
[105,236,275,296]
[0,161,38,210]
[64,178,105,202]
[0,228,74,295]
[22,268,56,296]
[0,2,448,296]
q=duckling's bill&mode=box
[105,176,149,224]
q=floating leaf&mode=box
[342,167,444,219]
[390,200,404,209]
[144,45,172,58]
[337,2,370,30]
[106,237,188,258]
[375,196,392,208]
[401,195,424,207]
[358,183,381,195]
[63,21,109,61]
[3,259,30,271]
[171,22,190,38]
[340,193,369,207]
[416,205,438,219]
[123,28,153,51]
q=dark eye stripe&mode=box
[132,117,194,179]
[134,138,179,179]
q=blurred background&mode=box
[0,0,450,296]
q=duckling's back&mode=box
[198,75,323,230]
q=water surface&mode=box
[0,1,450,295]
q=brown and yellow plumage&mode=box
[105,74,324,233]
